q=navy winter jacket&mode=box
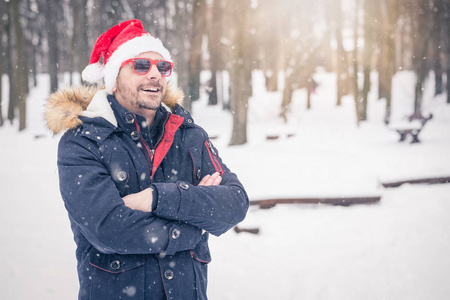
[45,86,249,300]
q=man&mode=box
[45,19,248,300]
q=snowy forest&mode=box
[2,0,450,142]
[2,0,450,299]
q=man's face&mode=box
[113,51,167,115]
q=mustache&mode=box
[138,82,163,90]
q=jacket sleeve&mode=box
[57,134,202,255]
[152,139,249,237]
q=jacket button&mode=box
[196,169,201,179]
[171,228,181,240]
[179,182,189,190]
[116,171,128,182]
[110,260,121,270]
[164,269,174,280]
[130,131,140,141]
[125,114,135,124]
[187,118,193,124]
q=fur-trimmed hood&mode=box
[45,83,184,134]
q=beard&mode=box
[115,77,165,112]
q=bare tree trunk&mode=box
[306,81,312,110]
[352,0,360,127]
[377,39,388,101]
[105,2,121,32]
[25,0,38,88]
[380,0,399,124]
[29,38,38,88]
[444,1,450,103]
[173,0,193,112]
[68,0,89,84]
[69,0,79,85]
[377,1,388,103]
[79,0,89,83]
[437,0,450,103]
[229,0,251,146]
[90,0,104,46]
[432,0,444,96]
[0,0,5,126]
[219,71,230,110]
[7,0,16,124]
[209,69,218,105]
[447,59,450,104]
[188,0,206,103]
[257,0,282,93]
[207,0,225,105]
[277,1,318,122]
[280,58,317,121]
[280,76,294,122]
[11,0,28,131]
[334,0,347,106]
[361,0,377,121]
[319,29,334,73]
[395,16,408,72]
[433,51,443,96]
[265,71,279,92]
[118,0,134,20]
[383,37,395,124]
[432,42,443,97]
[412,0,432,114]
[44,1,60,92]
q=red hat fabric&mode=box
[82,19,172,94]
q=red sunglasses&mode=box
[120,58,174,77]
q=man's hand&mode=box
[198,172,222,186]
[123,188,153,212]
[122,173,221,213]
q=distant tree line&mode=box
[1,0,449,143]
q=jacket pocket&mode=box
[190,234,212,264]
[189,146,203,185]
[105,151,131,196]
[190,236,211,300]
[89,248,145,299]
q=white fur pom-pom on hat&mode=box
[81,62,104,84]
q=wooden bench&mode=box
[249,196,381,208]
[389,112,433,143]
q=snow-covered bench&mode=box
[389,112,433,143]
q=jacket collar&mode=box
[77,93,173,144]
[45,83,185,135]
[108,94,170,146]
[173,103,196,127]
[80,89,117,127]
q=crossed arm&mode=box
[122,172,223,212]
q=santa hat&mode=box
[81,19,172,94]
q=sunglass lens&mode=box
[133,59,151,73]
[157,61,172,76]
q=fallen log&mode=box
[250,196,381,209]
[382,176,450,188]
[234,226,260,235]
[266,135,279,140]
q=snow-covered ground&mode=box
[1,70,449,299]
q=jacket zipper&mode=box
[152,116,170,153]
[149,149,155,162]
[135,120,154,163]
[206,140,216,155]
[134,114,170,178]
[205,140,224,175]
